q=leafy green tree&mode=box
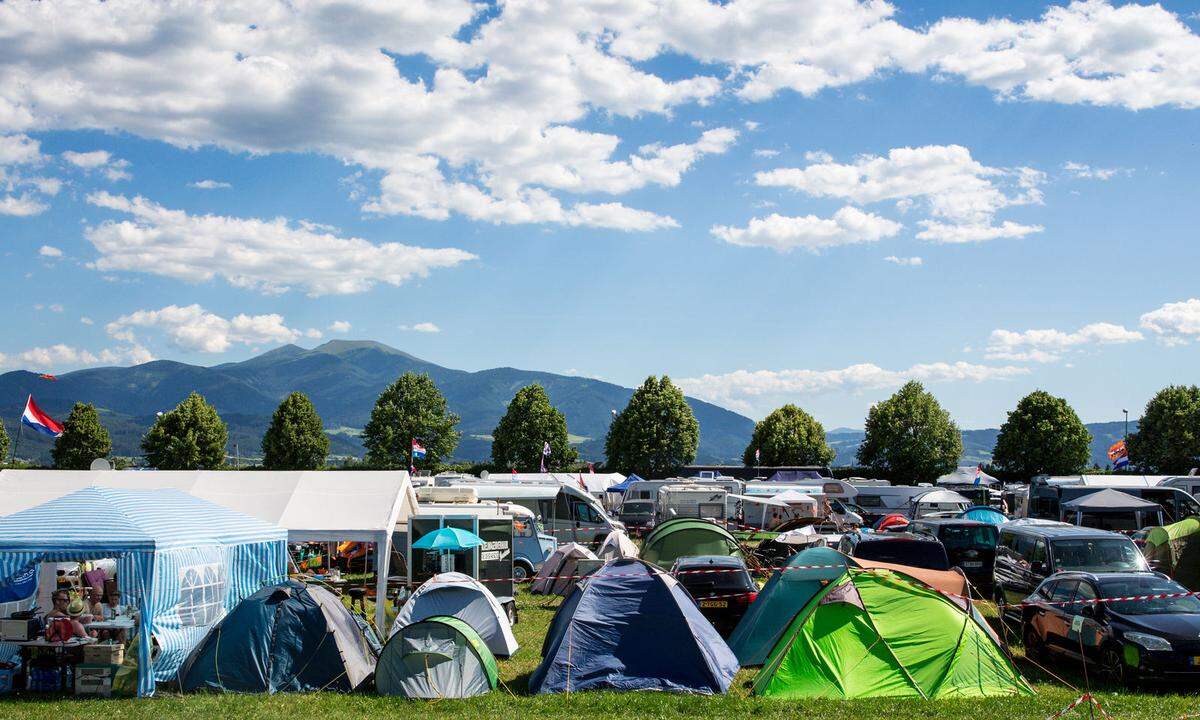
[1128,385,1200,473]
[743,404,834,467]
[362,372,460,469]
[51,402,113,469]
[857,381,962,484]
[141,392,228,470]
[605,376,699,477]
[261,392,330,470]
[991,391,1092,478]
[491,384,578,471]
[0,421,9,463]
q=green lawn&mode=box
[2,588,1195,719]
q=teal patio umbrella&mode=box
[412,527,485,551]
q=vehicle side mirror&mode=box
[1030,561,1046,575]
[1080,605,1097,620]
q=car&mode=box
[994,522,1149,620]
[1021,571,1200,686]
[909,518,999,593]
[670,555,758,636]
[837,530,950,571]
[616,499,655,534]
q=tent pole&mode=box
[375,531,390,632]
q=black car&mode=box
[994,522,1148,620]
[909,519,999,592]
[837,530,950,570]
[671,555,757,636]
[1022,571,1200,686]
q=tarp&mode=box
[0,487,286,696]
[936,467,999,486]
[641,519,742,569]
[1144,517,1200,590]
[0,469,417,631]
[529,558,740,694]
[530,543,598,596]
[390,572,518,658]
[178,580,375,693]
[1062,488,1163,512]
[752,567,1031,699]
[766,470,827,483]
[596,529,639,560]
[961,506,1009,525]
[376,615,497,698]
[605,474,644,494]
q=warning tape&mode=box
[1046,692,1112,720]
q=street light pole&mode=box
[1122,409,1129,441]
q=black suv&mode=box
[671,555,757,636]
[994,521,1148,620]
[837,530,950,571]
[909,518,999,593]
[1022,571,1200,686]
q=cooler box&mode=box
[83,643,124,665]
[0,666,16,694]
[26,665,66,692]
[0,618,40,641]
[75,664,115,697]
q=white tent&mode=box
[0,469,417,631]
[500,472,625,497]
[596,529,639,560]
[390,572,518,658]
[935,466,999,486]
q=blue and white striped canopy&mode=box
[0,487,287,696]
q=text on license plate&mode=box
[700,600,728,608]
[961,561,983,568]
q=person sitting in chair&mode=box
[44,592,93,641]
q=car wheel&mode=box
[1022,622,1045,662]
[513,563,531,582]
[1101,646,1138,690]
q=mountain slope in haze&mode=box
[0,341,754,465]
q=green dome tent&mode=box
[641,519,742,569]
[1144,517,1200,590]
[752,566,1031,699]
[376,615,497,699]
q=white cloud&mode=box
[986,321,1144,362]
[304,328,323,339]
[80,317,94,325]
[48,303,63,313]
[1140,298,1200,346]
[106,304,304,353]
[884,255,922,266]
[400,322,440,333]
[328,320,352,334]
[753,149,780,158]
[0,343,153,372]
[84,192,475,296]
[189,180,232,190]
[0,134,43,165]
[679,360,1028,415]
[755,144,1044,243]
[38,245,62,258]
[0,194,48,216]
[711,207,901,253]
[1062,161,1126,181]
[61,150,131,181]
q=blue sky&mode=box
[1,0,1198,429]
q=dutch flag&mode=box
[21,395,63,438]
[411,439,427,460]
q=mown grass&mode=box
[2,588,1196,719]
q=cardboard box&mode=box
[83,643,124,666]
[75,674,113,697]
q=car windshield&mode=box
[1050,538,1146,572]
[677,566,755,594]
[854,540,949,570]
[938,525,998,551]
[1100,577,1200,615]
[621,501,653,513]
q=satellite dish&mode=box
[89,458,112,471]
[480,470,490,481]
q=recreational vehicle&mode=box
[1025,475,1200,524]
[656,484,729,523]
[433,476,621,545]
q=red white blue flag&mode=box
[21,395,63,438]
[411,439,427,460]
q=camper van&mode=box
[849,483,934,524]
[656,484,728,524]
[1026,475,1200,524]
[433,476,621,546]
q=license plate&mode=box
[962,561,983,568]
[700,600,728,608]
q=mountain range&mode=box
[0,339,1131,470]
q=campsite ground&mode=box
[2,590,1196,719]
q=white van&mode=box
[656,484,728,523]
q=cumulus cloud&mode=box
[328,321,352,334]
[400,322,440,333]
[84,192,475,296]
[61,150,131,181]
[189,179,232,190]
[0,133,57,216]
[755,145,1044,243]
[711,207,901,253]
[38,245,62,258]
[1062,161,1127,180]
[679,361,1028,415]
[106,304,304,353]
[884,255,922,266]
[1140,298,1200,346]
[0,343,153,372]
[986,321,1144,362]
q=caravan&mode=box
[1025,475,1200,524]
[656,484,729,524]
[433,476,621,546]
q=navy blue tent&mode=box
[528,558,739,694]
[179,580,376,693]
[604,474,644,494]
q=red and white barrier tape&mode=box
[1047,693,1111,720]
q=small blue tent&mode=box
[0,487,287,696]
[179,580,377,693]
[960,506,1009,525]
[604,474,644,494]
[528,558,739,694]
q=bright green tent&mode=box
[753,567,1032,699]
[641,519,743,569]
[728,546,848,666]
[1144,518,1200,590]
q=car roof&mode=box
[1001,523,1127,539]
[672,554,746,568]
[911,518,989,527]
[1042,570,1169,586]
[857,531,940,543]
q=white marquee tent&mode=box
[0,469,418,630]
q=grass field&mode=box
[3,587,1197,719]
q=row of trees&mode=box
[4,375,1197,479]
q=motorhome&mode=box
[656,484,729,523]
[619,477,744,506]
[848,483,934,524]
[908,489,972,519]
[1025,475,1200,524]
[433,476,621,545]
